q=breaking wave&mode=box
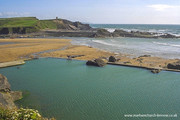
[153,42,180,47]
[92,40,120,47]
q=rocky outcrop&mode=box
[159,34,177,38]
[53,19,92,31]
[0,27,38,34]
[151,69,161,74]
[139,55,151,57]
[73,22,92,30]
[86,58,106,67]
[112,29,157,38]
[67,55,85,60]
[112,29,179,38]
[39,29,180,38]
[0,74,22,109]
[44,30,95,37]
[91,29,112,38]
[108,56,117,62]
[167,61,180,70]
[0,74,10,92]
[112,30,132,37]
[0,17,93,35]
[1,17,179,39]
[0,28,9,34]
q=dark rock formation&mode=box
[67,55,85,59]
[151,69,161,74]
[73,22,92,30]
[1,17,179,39]
[44,30,95,37]
[0,74,11,92]
[159,34,177,38]
[0,27,38,35]
[112,29,157,38]
[86,58,106,67]
[0,74,22,109]
[112,29,179,39]
[54,19,93,31]
[0,17,93,35]
[91,29,112,38]
[112,30,132,37]
[167,61,180,70]
[139,55,151,57]
[0,28,9,34]
[40,29,180,38]
[109,56,117,62]
[10,91,23,101]
[86,60,97,66]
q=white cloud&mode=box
[147,4,179,11]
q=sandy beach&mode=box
[0,38,113,62]
[0,38,179,71]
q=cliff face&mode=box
[0,74,22,109]
[0,17,93,34]
[0,27,38,34]
[0,17,178,39]
[53,19,92,30]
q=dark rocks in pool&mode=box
[86,58,106,67]
[167,61,180,70]
[109,56,117,62]
[151,69,162,74]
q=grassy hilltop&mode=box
[0,17,38,27]
[0,17,91,34]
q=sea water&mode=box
[0,58,180,120]
[70,24,180,59]
[90,24,180,36]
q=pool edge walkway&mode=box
[0,60,25,68]
[107,62,180,73]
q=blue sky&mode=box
[0,0,180,24]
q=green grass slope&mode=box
[0,17,91,34]
[0,17,58,34]
[36,20,57,29]
[0,17,38,28]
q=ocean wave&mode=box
[105,28,115,33]
[91,24,180,37]
[116,28,180,37]
[153,42,180,47]
[92,40,120,47]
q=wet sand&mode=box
[0,38,179,71]
[0,38,71,62]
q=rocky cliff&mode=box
[0,17,179,39]
[0,17,93,35]
[0,74,22,109]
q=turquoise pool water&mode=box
[0,58,180,120]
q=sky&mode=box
[0,0,180,24]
